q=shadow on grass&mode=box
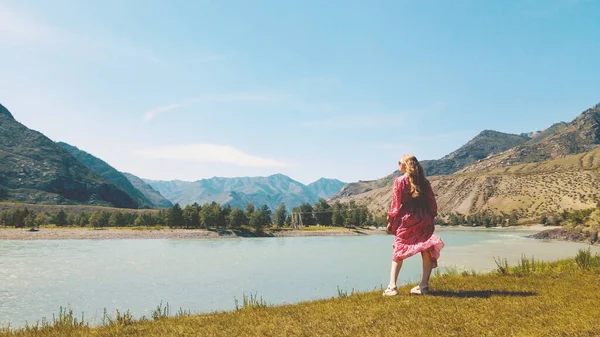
[429,290,537,298]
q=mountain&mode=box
[420,130,531,177]
[522,122,568,142]
[0,104,14,119]
[333,147,600,220]
[335,130,531,199]
[307,178,346,199]
[146,174,325,210]
[123,172,173,208]
[57,142,158,208]
[460,103,600,173]
[0,104,138,208]
[332,102,600,220]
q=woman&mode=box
[383,154,444,296]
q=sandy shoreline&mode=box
[0,225,557,240]
[0,227,388,240]
[437,224,562,232]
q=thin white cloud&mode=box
[142,92,284,120]
[143,104,183,121]
[136,143,289,168]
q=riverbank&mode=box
[438,224,561,232]
[528,227,599,245]
[0,224,563,240]
[2,251,598,337]
[0,226,387,240]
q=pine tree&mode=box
[34,213,50,228]
[314,199,332,226]
[24,213,36,230]
[332,201,344,226]
[228,208,247,229]
[183,204,200,228]
[89,211,104,229]
[167,204,185,228]
[275,203,287,227]
[299,203,314,226]
[246,203,256,218]
[260,204,272,227]
[54,210,68,227]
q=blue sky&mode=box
[1,0,599,184]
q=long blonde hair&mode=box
[401,154,427,200]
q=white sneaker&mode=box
[410,285,429,295]
[382,286,398,296]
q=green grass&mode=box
[2,251,599,337]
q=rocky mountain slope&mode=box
[459,103,600,173]
[0,104,138,208]
[307,178,346,199]
[333,148,600,220]
[332,102,600,220]
[122,173,173,208]
[58,142,158,208]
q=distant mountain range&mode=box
[122,173,173,208]
[7,99,598,218]
[332,102,600,221]
[307,178,346,199]
[0,103,345,210]
[146,175,345,211]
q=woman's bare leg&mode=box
[388,259,403,289]
[420,250,433,288]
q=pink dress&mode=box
[388,175,444,265]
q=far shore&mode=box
[0,227,389,240]
[0,224,557,240]
[437,224,562,232]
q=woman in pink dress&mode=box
[383,154,444,296]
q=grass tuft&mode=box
[233,293,268,311]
